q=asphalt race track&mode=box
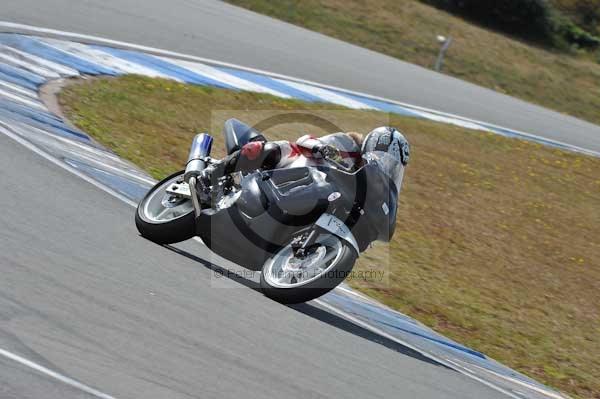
[0,1,590,398]
[3,0,600,153]
[0,131,513,398]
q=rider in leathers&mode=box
[200,132,365,185]
[201,126,410,198]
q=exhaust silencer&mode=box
[184,133,213,183]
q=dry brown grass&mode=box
[226,0,600,127]
[59,75,600,398]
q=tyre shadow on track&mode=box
[163,244,448,370]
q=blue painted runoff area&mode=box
[64,158,152,200]
[0,98,90,141]
[325,289,486,359]
[94,45,236,89]
[218,66,324,102]
[0,70,40,91]
[0,99,90,142]
[0,63,46,88]
[0,33,117,76]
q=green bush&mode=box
[423,0,553,37]
[551,0,600,36]
[423,0,600,49]
[559,19,600,48]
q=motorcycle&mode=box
[135,119,402,303]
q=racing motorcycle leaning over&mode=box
[135,119,409,304]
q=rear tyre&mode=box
[135,170,196,244]
[260,234,357,304]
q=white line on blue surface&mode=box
[273,78,377,109]
[39,38,178,80]
[0,86,44,109]
[14,122,156,185]
[0,43,79,77]
[0,51,61,79]
[0,78,38,98]
[159,56,293,98]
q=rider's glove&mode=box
[295,135,343,164]
[317,144,342,162]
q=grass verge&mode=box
[59,75,600,398]
[225,0,600,127]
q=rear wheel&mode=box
[260,234,357,304]
[135,170,196,244]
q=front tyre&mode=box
[135,170,196,244]
[260,234,357,304]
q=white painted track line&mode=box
[313,299,525,399]
[0,86,45,109]
[0,347,118,399]
[0,122,137,207]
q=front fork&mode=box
[187,177,202,217]
[292,213,360,258]
[184,133,213,217]
[291,229,319,258]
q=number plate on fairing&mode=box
[315,213,359,253]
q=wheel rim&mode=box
[263,234,344,288]
[142,174,194,223]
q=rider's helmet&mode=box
[361,126,410,193]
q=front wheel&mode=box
[260,234,357,304]
[135,170,196,244]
